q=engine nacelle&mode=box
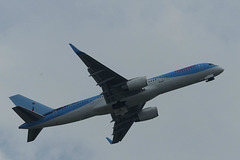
[123,76,148,91]
[135,107,158,122]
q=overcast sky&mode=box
[0,0,240,160]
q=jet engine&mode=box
[123,76,148,91]
[135,107,158,122]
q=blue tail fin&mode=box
[9,94,53,115]
[10,95,49,142]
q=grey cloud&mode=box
[0,1,239,160]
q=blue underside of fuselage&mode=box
[20,63,218,129]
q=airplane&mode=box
[10,44,224,144]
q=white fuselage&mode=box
[22,65,223,129]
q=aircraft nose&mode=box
[216,66,224,75]
[219,66,224,73]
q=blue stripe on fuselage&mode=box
[149,63,217,80]
[19,94,102,128]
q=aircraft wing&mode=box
[111,120,134,144]
[110,103,145,144]
[69,44,128,103]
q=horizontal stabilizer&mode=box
[13,106,44,123]
[28,128,42,142]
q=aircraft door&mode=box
[158,77,164,83]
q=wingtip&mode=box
[106,137,113,144]
[69,43,84,55]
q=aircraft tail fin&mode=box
[28,128,43,142]
[12,106,44,142]
[9,94,53,115]
[10,95,49,142]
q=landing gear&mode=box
[112,101,125,109]
[204,74,215,82]
[206,77,215,82]
[112,101,128,116]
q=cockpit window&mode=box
[209,63,214,65]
